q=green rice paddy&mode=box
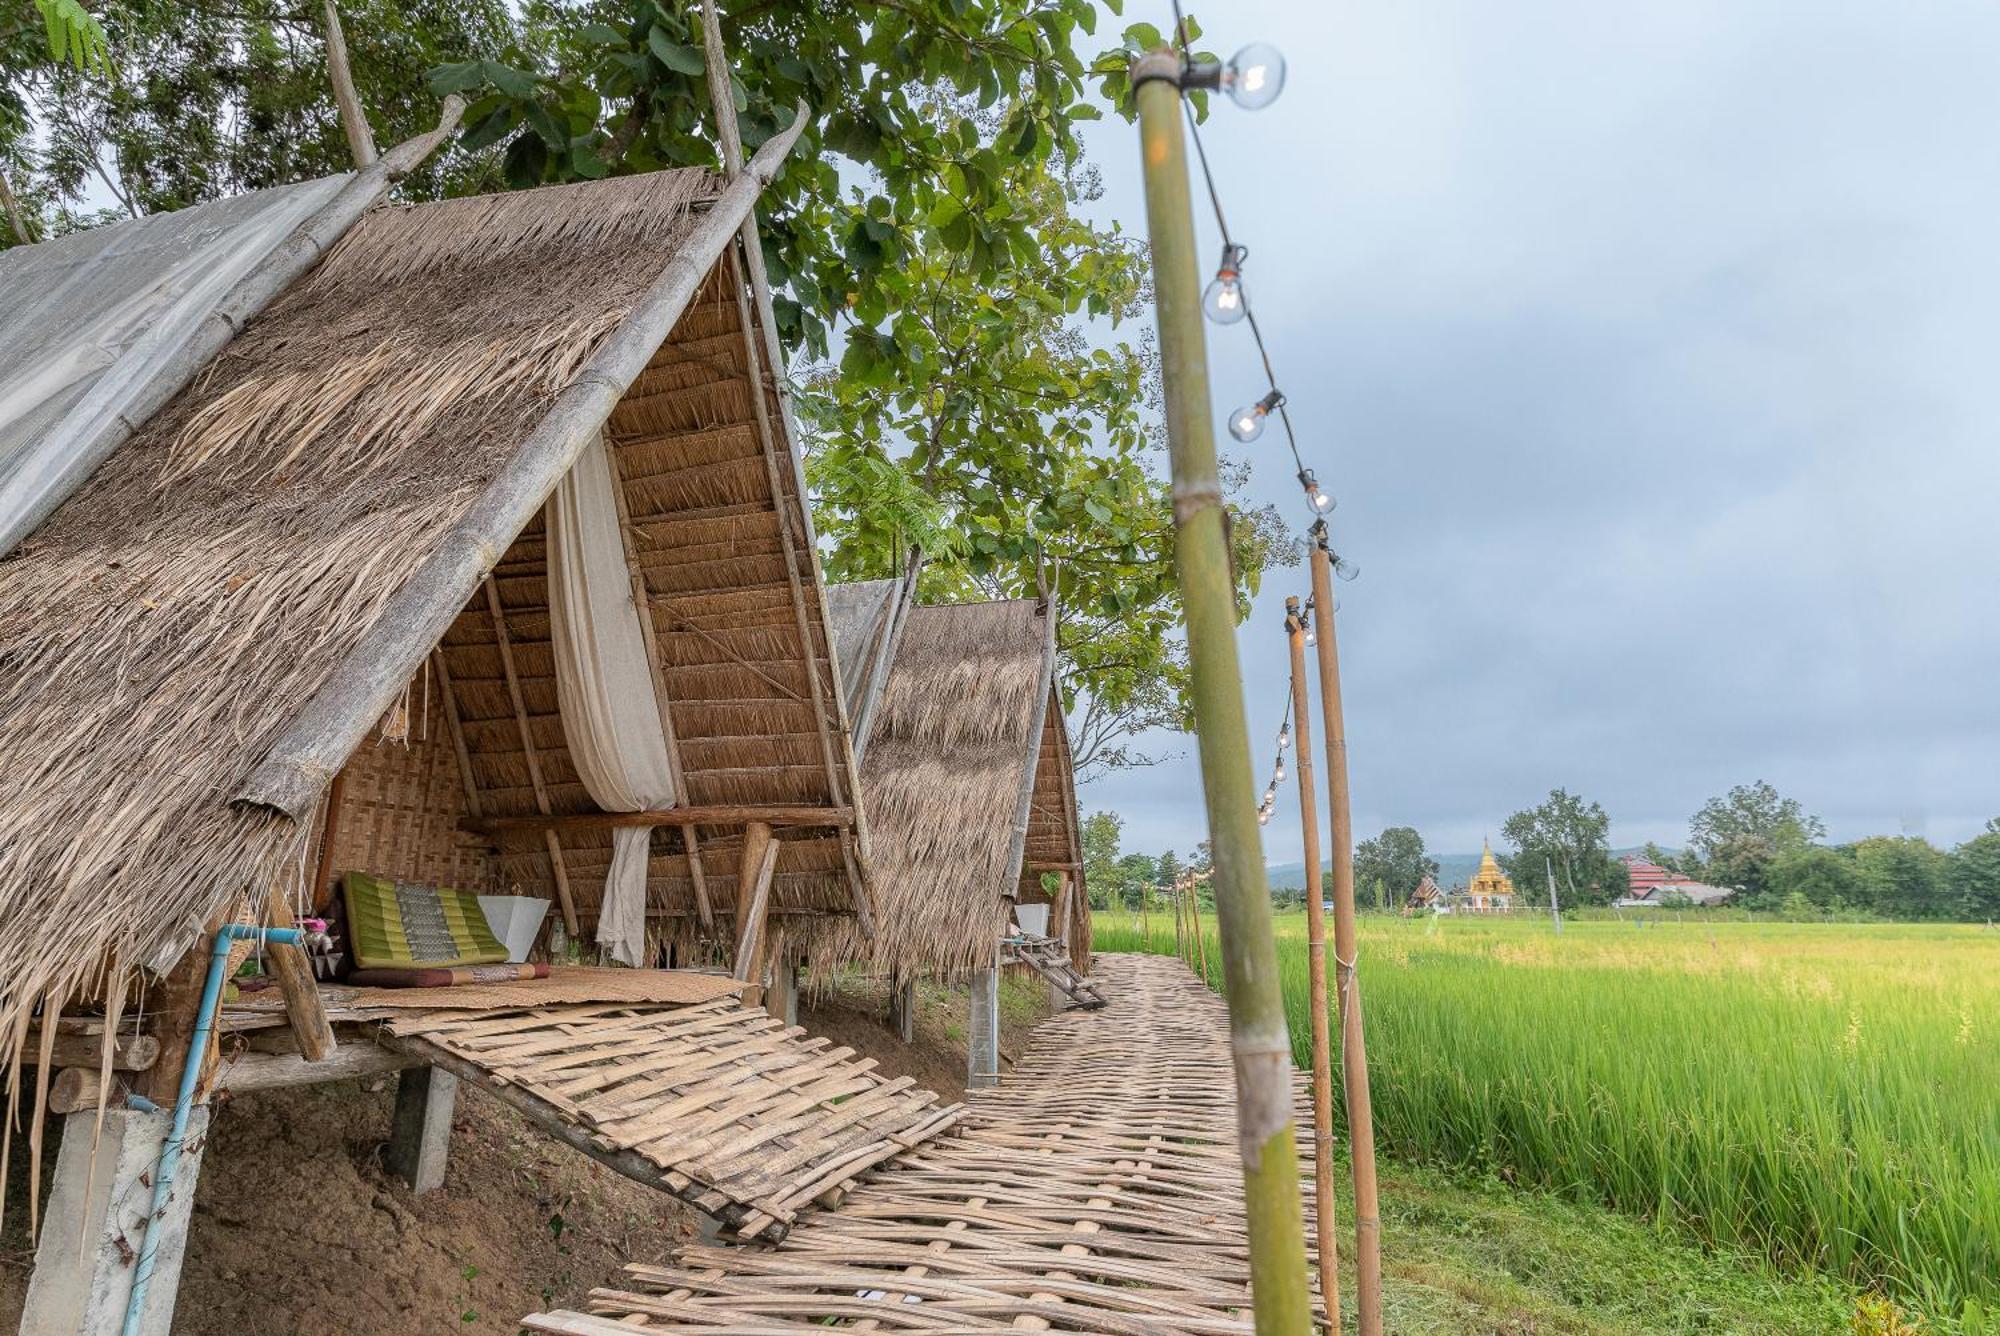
[1092,909,2000,1329]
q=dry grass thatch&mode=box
[0,169,727,1078]
[816,598,1068,981]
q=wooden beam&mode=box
[464,804,853,839]
[19,1033,158,1072]
[681,824,715,930]
[485,578,581,938]
[432,649,484,820]
[732,823,780,1001]
[262,892,337,1063]
[1025,860,1082,873]
[52,1041,418,1113]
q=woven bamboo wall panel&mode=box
[520,954,1321,1333]
[325,670,499,895]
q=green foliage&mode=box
[1499,788,1626,908]
[1687,781,1826,889]
[5,0,517,230]
[32,0,111,74]
[1352,825,1438,909]
[1951,831,2000,920]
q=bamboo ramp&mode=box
[520,953,1320,1333]
[1003,931,1106,1009]
[376,995,963,1239]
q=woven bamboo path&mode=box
[521,953,1320,1333]
[379,994,963,1239]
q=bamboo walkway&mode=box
[522,953,1319,1333]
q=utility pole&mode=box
[1308,525,1384,1335]
[1286,597,1341,1325]
[1131,46,1314,1335]
[1545,854,1563,934]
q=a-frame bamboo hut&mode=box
[820,592,1091,1084]
[0,116,964,1335]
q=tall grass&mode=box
[1093,910,2000,1327]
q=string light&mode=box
[1180,43,1289,112]
[1229,389,1284,443]
[1203,243,1250,325]
[1277,721,1291,750]
[1298,468,1335,513]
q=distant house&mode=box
[1617,854,1734,907]
[1404,873,1443,915]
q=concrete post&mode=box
[385,1065,457,1195]
[20,1106,210,1336]
[967,957,1000,1090]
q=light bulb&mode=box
[1202,244,1250,325]
[1257,805,1272,826]
[1298,467,1335,513]
[1304,625,1317,647]
[1275,760,1286,782]
[1229,389,1284,444]
[1224,42,1287,111]
[1277,723,1291,750]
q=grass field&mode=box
[1092,909,2000,1330]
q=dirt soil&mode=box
[0,970,1055,1335]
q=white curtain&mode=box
[547,432,677,966]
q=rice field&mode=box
[1092,908,2000,1329]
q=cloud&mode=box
[1076,1,2000,859]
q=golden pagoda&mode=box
[1465,838,1516,912]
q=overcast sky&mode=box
[1072,1,2000,860]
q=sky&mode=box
[1071,1,2000,859]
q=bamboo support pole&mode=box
[309,768,347,914]
[321,0,378,167]
[1309,531,1383,1335]
[1189,877,1211,987]
[1287,596,1342,1325]
[1131,47,1313,1333]
[485,579,581,938]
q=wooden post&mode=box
[385,1066,457,1195]
[1188,876,1211,987]
[310,768,347,914]
[887,975,916,1044]
[1287,595,1341,1324]
[733,822,780,1004]
[967,954,1000,1090]
[261,892,336,1063]
[1309,530,1383,1335]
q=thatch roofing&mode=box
[819,596,1085,980]
[0,124,862,1056]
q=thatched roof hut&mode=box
[0,117,870,1063]
[821,595,1086,981]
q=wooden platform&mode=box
[376,994,962,1239]
[521,953,1321,1333]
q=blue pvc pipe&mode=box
[122,924,301,1336]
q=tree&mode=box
[1688,782,1824,866]
[1352,826,1437,912]
[1851,836,1953,920]
[4,0,515,237]
[1500,788,1627,909]
[1079,809,1122,910]
[1950,830,2000,921]
[1638,840,1690,876]
[1114,852,1158,909]
[1762,845,1862,913]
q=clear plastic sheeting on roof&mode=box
[0,176,350,556]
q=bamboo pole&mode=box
[485,578,581,938]
[1188,875,1211,987]
[1287,595,1341,1325]
[1308,528,1383,1335]
[321,0,378,167]
[1131,47,1313,1334]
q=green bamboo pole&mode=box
[1309,529,1383,1335]
[1287,597,1342,1326]
[1131,46,1314,1335]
